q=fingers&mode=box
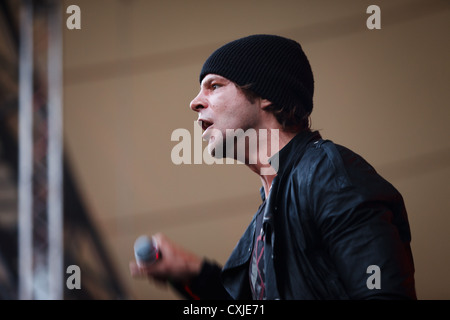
[129,261,140,277]
[129,257,163,277]
[129,260,153,279]
[129,261,169,289]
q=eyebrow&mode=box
[201,75,227,88]
[201,78,213,88]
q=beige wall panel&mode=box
[61,0,450,299]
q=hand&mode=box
[129,232,203,286]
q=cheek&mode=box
[211,90,258,128]
[215,108,244,130]
[210,100,236,125]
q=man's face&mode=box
[190,74,262,158]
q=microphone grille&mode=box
[134,235,158,264]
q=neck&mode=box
[246,128,298,198]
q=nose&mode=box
[189,91,207,112]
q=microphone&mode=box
[134,235,161,266]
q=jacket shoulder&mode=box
[292,139,352,191]
[293,139,381,190]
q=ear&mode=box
[259,98,272,110]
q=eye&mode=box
[211,83,221,90]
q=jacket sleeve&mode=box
[171,259,232,300]
[308,141,416,299]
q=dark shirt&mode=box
[249,200,267,300]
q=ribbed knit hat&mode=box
[200,34,314,114]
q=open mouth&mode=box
[199,119,213,131]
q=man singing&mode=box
[130,34,416,300]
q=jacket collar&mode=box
[269,130,322,175]
[259,130,321,202]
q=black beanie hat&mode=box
[200,34,314,114]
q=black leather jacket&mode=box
[177,130,416,300]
